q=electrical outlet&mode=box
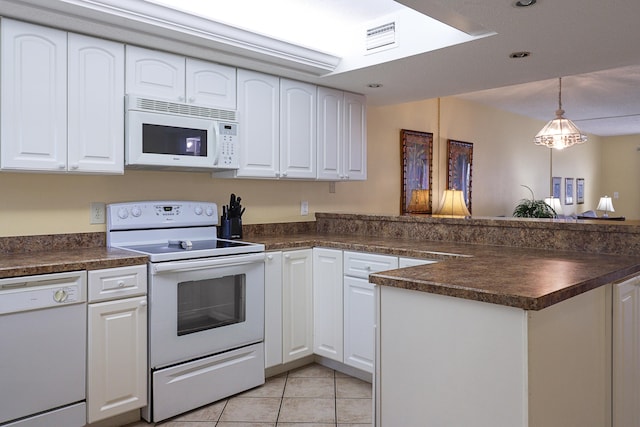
[90,202,106,224]
[300,200,309,216]
[614,192,619,199]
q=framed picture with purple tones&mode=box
[401,129,433,214]
[552,176,562,199]
[565,177,574,205]
[576,178,585,204]
[447,140,473,213]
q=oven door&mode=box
[148,252,264,369]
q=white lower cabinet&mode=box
[343,276,376,371]
[313,248,344,361]
[265,251,283,368]
[87,265,147,423]
[613,274,640,427]
[282,249,314,363]
[343,251,398,373]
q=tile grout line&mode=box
[334,369,338,427]
[274,370,288,424]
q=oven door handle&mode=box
[151,252,265,274]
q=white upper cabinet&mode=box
[1,19,67,171]
[280,78,317,179]
[317,88,367,181]
[125,46,185,101]
[234,69,280,178]
[186,58,236,109]
[343,92,367,180]
[68,34,124,174]
[1,19,124,174]
[126,46,236,109]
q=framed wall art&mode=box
[446,140,473,213]
[576,178,585,204]
[552,177,562,199]
[401,129,433,214]
[565,177,574,205]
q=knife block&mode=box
[230,217,242,239]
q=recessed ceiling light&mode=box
[515,0,536,7]
[367,83,383,88]
[509,51,531,59]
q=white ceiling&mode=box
[3,0,640,136]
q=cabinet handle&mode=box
[284,254,290,260]
[365,265,372,270]
[70,164,79,170]
[275,172,280,177]
[282,171,288,177]
[139,300,147,307]
[117,280,125,288]
[58,163,66,169]
[188,97,195,103]
[267,254,274,260]
[178,96,185,102]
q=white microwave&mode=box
[125,95,239,171]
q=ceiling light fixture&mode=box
[367,83,383,88]
[509,51,531,59]
[534,77,587,150]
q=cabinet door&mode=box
[186,58,236,109]
[68,34,124,174]
[265,251,283,368]
[343,92,367,180]
[280,79,316,179]
[344,276,375,373]
[313,248,344,362]
[282,249,313,363]
[87,296,148,423]
[125,45,185,101]
[236,69,280,178]
[613,276,640,427]
[1,19,67,171]
[317,87,344,180]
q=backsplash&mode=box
[315,213,640,256]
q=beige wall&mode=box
[0,96,632,238]
[600,134,640,218]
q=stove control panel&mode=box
[107,201,218,230]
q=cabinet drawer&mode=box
[398,257,438,268]
[343,251,398,279]
[88,265,147,302]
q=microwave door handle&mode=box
[151,252,265,274]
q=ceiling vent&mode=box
[366,22,396,53]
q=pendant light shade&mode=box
[534,77,587,150]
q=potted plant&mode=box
[513,185,557,218]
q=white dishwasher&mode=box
[0,270,87,427]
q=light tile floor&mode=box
[125,363,372,427]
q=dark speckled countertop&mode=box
[0,247,148,279]
[3,225,640,311]
[251,232,640,311]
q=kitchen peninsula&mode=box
[251,213,640,427]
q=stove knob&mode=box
[117,207,129,219]
[205,207,214,216]
[131,207,142,217]
[194,206,203,215]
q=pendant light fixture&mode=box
[534,77,587,150]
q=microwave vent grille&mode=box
[135,97,237,121]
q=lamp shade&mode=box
[408,189,430,213]
[597,196,614,216]
[435,190,470,216]
[544,197,563,216]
